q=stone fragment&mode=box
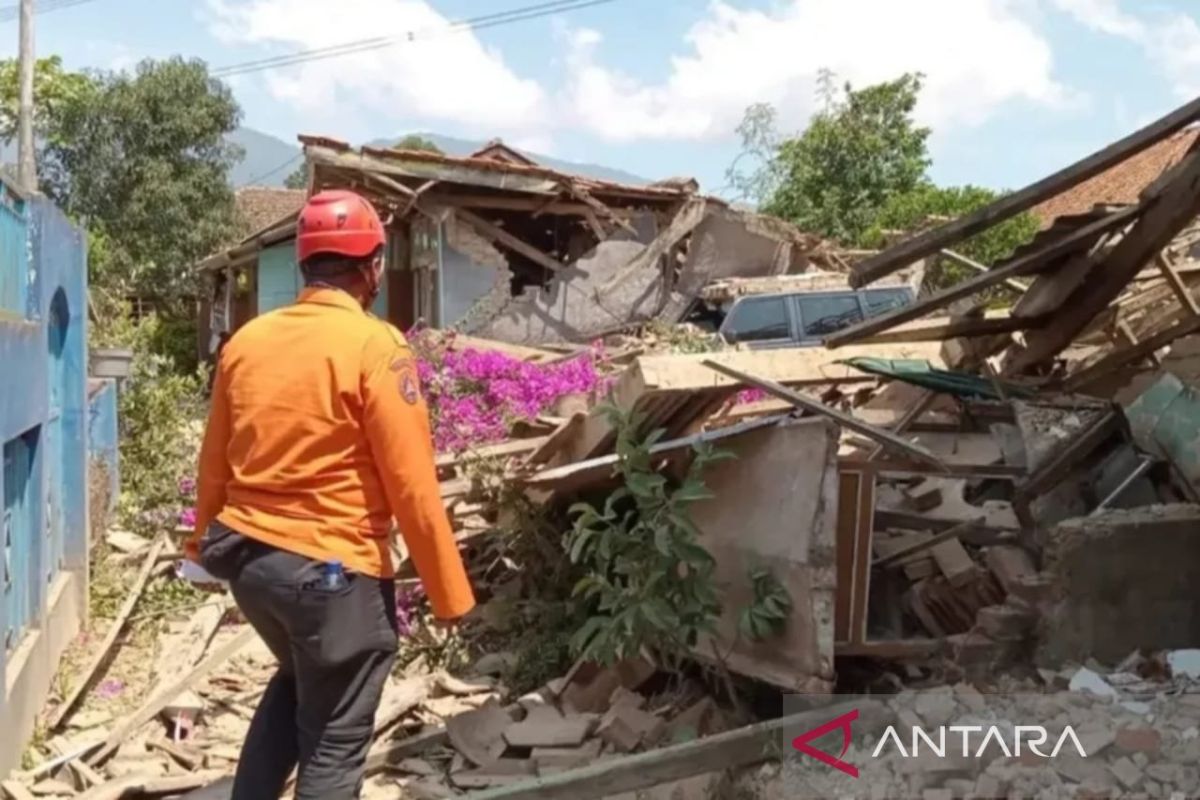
[1109,756,1144,789]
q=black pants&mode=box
[199,522,398,800]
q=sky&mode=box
[7,0,1200,195]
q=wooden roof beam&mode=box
[849,94,1200,287]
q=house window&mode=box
[798,294,863,338]
[724,297,790,343]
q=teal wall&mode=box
[257,241,386,318]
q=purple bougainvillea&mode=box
[412,332,611,453]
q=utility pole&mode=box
[17,0,36,192]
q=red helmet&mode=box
[296,190,386,264]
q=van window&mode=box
[724,297,790,343]
[798,294,863,338]
[863,288,911,316]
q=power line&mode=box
[210,0,618,79]
[0,0,102,22]
[243,152,303,186]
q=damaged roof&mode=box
[299,134,687,203]
[1033,127,1200,228]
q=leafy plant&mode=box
[566,403,730,665]
[739,568,793,642]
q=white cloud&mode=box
[1049,0,1200,99]
[561,0,1073,142]
[204,0,547,138]
[204,0,1077,148]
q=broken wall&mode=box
[688,417,838,692]
[467,214,662,344]
[440,216,513,329]
[1036,504,1200,666]
[657,206,795,322]
[467,205,811,345]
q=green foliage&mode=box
[42,57,242,312]
[0,55,96,146]
[565,403,729,665]
[93,306,206,522]
[283,161,308,190]
[863,183,1041,289]
[395,134,443,153]
[763,73,930,244]
[738,568,792,642]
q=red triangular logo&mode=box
[791,708,859,778]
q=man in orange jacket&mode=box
[186,189,475,799]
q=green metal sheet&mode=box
[839,357,1035,400]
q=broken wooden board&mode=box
[50,537,168,731]
[702,359,948,470]
[848,93,1200,286]
[688,418,839,692]
[465,700,890,800]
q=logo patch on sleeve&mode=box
[389,356,420,405]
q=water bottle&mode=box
[322,561,347,591]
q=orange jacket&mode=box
[187,287,475,620]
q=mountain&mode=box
[227,127,650,188]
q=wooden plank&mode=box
[466,701,890,800]
[940,249,1029,293]
[49,537,168,731]
[1156,253,1200,316]
[1017,411,1122,501]
[87,627,258,766]
[867,390,936,462]
[421,192,632,219]
[455,208,565,274]
[701,359,949,470]
[872,519,984,568]
[826,206,1140,347]
[849,312,1039,345]
[1010,151,1200,372]
[1,781,35,800]
[849,94,1200,287]
[564,180,637,236]
[597,198,706,296]
[1066,313,1200,390]
[436,437,548,470]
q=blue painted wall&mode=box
[257,240,387,317]
[0,186,89,712]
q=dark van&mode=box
[717,286,915,348]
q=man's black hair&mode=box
[300,246,384,284]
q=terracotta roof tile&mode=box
[234,186,305,240]
[1033,128,1200,228]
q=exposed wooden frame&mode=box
[420,191,635,219]
[1156,253,1200,316]
[564,180,637,236]
[825,206,1141,347]
[1066,313,1200,391]
[1016,410,1123,502]
[1010,151,1200,372]
[454,207,565,274]
[940,249,1029,293]
[701,359,949,470]
[847,312,1042,345]
[849,94,1200,287]
[872,519,984,568]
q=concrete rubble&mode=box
[21,99,1200,800]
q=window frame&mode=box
[793,290,868,344]
[720,295,797,346]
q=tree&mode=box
[763,73,930,244]
[395,134,442,153]
[42,57,242,310]
[283,161,308,190]
[862,184,1042,290]
[0,55,95,147]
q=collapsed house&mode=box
[194,139,841,360]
